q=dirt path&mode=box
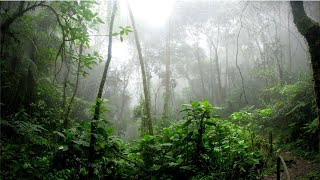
[263,152,320,180]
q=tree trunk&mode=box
[185,65,200,99]
[225,44,229,94]
[209,44,215,102]
[291,1,320,151]
[64,43,83,128]
[88,1,117,178]
[288,5,292,74]
[194,47,206,97]
[213,45,222,104]
[128,2,153,135]
[61,50,69,126]
[119,72,129,122]
[274,7,284,86]
[163,20,171,119]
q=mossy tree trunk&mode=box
[291,1,320,151]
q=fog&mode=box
[75,0,319,138]
[1,1,320,178]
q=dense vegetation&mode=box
[1,1,319,179]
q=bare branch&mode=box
[235,2,249,104]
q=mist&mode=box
[1,0,320,179]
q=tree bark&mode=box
[88,1,117,178]
[128,2,153,135]
[291,1,320,151]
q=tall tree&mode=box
[290,1,320,151]
[88,0,117,177]
[128,2,153,135]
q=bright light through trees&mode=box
[129,0,175,27]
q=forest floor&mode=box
[263,151,320,180]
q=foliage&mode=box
[259,79,318,152]
[1,1,319,179]
[127,100,263,179]
[1,100,265,179]
[113,26,133,42]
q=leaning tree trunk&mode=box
[88,1,117,178]
[291,1,320,151]
[128,2,153,135]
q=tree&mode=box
[128,1,153,135]
[88,0,117,177]
[163,18,171,119]
[64,43,83,127]
[290,1,320,151]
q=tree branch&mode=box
[235,2,249,104]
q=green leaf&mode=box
[96,17,104,23]
[151,165,161,171]
[180,166,192,170]
[205,121,215,125]
[203,100,210,108]
[160,143,173,147]
[169,162,178,166]
[53,131,66,139]
[72,139,90,147]
[143,135,154,141]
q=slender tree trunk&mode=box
[216,25,222,103]
[288,5,292,74]
[209,45,215,102]
[291,1,320,151]
[225,44,229,93]
[88,1,117,178]
[128,2,153,135]
[213,45,222,104]
[64,43,83,128]
[163,20,171,119]
[274,7,284,86]
[185,65,200,99]
[119,74,129,121]
[154,93,157,116]
[154,77,161,116]
[61,50,69,125]
[194,47,206,97]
